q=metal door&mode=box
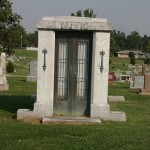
[54,31,92,117]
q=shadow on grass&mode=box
[18,79,26,82]
[0,95,34,115]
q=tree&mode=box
[71,8,96,18]
[142,35,149,51]
[0,0,26,54]
[27,31,38,47]
[126,31,143,50]
[146,40,150,53]
[144,58,150,65]
[110,30,126,54]
[130,57,136,65]
[128,52,135,58]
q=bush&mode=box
[144,58,150,65]
[129,52,135,58]
[6,61,14,73]
[130,57,136,65]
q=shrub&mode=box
[129,52,135,58]
[6,61,14,73]
[144,58,150,65]
[130,57,136,65]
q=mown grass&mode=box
[0,50,149,150]
[7,49,37,76]
[0,79,149,150]
[109,57,145,71]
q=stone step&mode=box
[42,116,101,125]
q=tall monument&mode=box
[0,52,9,90]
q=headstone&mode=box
[108,96,125,102]
[26,60,37,82]
[144,73,150,89]
[130,76,144,89]
[140,73,150,95]
[0,53,9,91]
[142,64,147,75]
[118,74,130,82]
[108,72,116,84]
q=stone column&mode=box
[33,30,55,117]
[17,30,55,120]
[91,32,110,119]
[90,32,126,121]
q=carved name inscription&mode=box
[61,22,91,30]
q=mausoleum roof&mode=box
[36,16,112,31]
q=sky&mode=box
[10,0,150,36]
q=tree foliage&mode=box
[6,61,14,73]
[110,30,126,53]
[110,30,150,54]
[144,58,150,65]
[128,52,135,58]
[126,31,143,49]
[71,8,96,18]
[27,31,38,47]
[0,0,27,54]
[130,57,136,65]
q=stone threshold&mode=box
[42,116,101,124]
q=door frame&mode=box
[54,31,93,117]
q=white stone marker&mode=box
[17,16,126,122]
[0,52,9,91]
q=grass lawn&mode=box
[8,49,37,76]
[109,57,145,71]
[0,50,149,150]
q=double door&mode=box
[54,31,92,117]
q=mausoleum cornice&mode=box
[36,16,112,31]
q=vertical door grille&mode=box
[76,40,89,101]
[57,40,68,101]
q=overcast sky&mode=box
[10,0,150,36]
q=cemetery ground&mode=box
[0,50,149,150]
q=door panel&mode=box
[54,31,92,117]
[57,40,68,101]
[54,40,70,116]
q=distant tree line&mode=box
[0,0,37,54]
[110,30,150,55]
[0,3,150,55]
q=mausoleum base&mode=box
[0,84,9,91]
[17,103,126,123]
[17,102,53,122]
[91,104,126,122]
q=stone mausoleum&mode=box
[17,16,126,123]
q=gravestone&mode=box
[108,96,125,102]
[109,72,116,84]
[130,76,144,89]
[144,73,150,89]
[0,53,9,91]
[26,60,37,82]
[118,74,131,82]
[17,16,126,123]
[140,73,150,95]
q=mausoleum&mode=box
[17,16,126,123]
